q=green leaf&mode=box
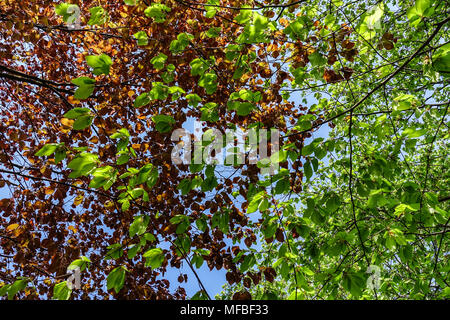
[198,72,218,94]
[107,266,126,293]
[186,93,202,107]
[191,290,209,300]
[201,176,218,192]
[200,102,219,122]
[150,82,169,100]
[35,143,61,157]
[284,16,309,41]
[170,214,189,225]
[170,33,193,54]
[270,150,287,164]
[89,166,117,190]
[240,254,256,273]
[71,77,95,100]
[403,128,426,138]
[86,54,112,75]
[116,153,130,165]
[169,86,186,101]
[225,44,242,61]
[150,53,167,70]
[342,272,366,297]
[53,281,71,300]
[67,256,91,272]
[205,0,219,18]
[143,248,165,268]
[146,166,159,188]
[234,7,252,24]
[124,0,137,5]
[394,203,419,216]
[178,178,192,195]
[364,3,384,30]
[134,92,151,108]
[5,279,28,300]
[73,115,94,130]
[161,68,175,83]
[151,114,175,133]
[144,233,156,242]
[105,243,123,260]
[133,31,148,46]
[121,199,130,211]
[196,217,207,232]
[0,284,10,297]
[55,149,67,164]
[262,217,278,239]
[432,43,450,76]
[229,102,255,116]
[407,0,433,22]
[54,3,80,23]
[64,107,90,119]
[136,163,156,185]
[275,178,290,194]
[247,191,267,214]
[308,51,327,67]
[288,289,304,300]
[303,161,312,180]
[144,3,171,23]
[325,194,340,212]
[439,287,450,299]
[236,11,269,44]
[129,215,149,237]
[88,6,109,26]
[68,153,99,178]
[206,27,220,38]
[127,243,141,259]
[190,58,209,76]
[191,254,204,268]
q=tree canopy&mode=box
[0,0,449,300]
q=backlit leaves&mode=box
[432,43,450,76]
[53,281,71,300]
[143,248,165,269]
[54,3,80,23]
[151,114,175,133]
[86,54,112,76]
[107,266,127,293]
[67,153,99,178]
[35,143,66,164]
[0,279,29,300]
[170,33,193,54]
[88,6,109,26]
[129,215,150,237]
[150,53,167,70]
[198,72,218,94]
[407,0,433,26]
[89,166,118,190]
[64,108,94,130]
[144,3,171,23]
[2,0,450,302]
[71,77,95,100]
[133,31,148,46]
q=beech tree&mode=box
[0,0,448,300]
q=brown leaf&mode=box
[323,69,344,83]
[232,290,252,300]
[263,267,277,283]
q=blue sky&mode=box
[0,87,331,300]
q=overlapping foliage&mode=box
[0,0,448,300]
